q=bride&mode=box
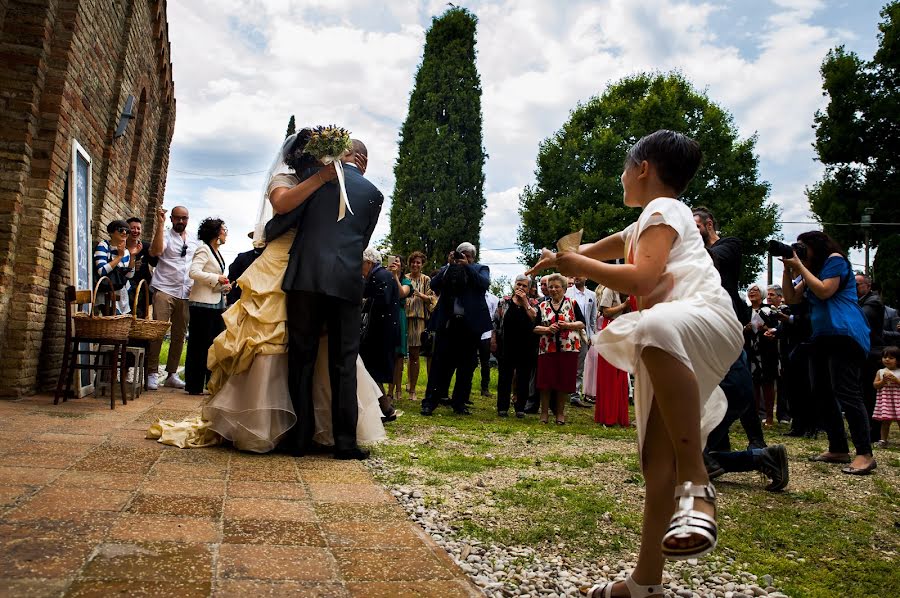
[148,129,386,453]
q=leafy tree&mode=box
[873,236,900,306]
[285,115,296,139]
[389,7,486,271]
[489,275,511,298]
[808,1,900,274]
[517,72,776,287]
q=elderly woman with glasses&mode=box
[93,219,135,315]
[533,273,585,424]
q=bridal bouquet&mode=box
[305,125,354,221]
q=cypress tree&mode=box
[285,115,296,139]
[389,7,486,271]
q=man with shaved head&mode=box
[147,205,199,390]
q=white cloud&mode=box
[163,0,869,285]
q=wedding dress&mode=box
[147,228,386,452]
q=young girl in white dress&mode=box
[529,130,743,598]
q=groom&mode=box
[267,140,383,459]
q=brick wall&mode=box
[0,0,175,397]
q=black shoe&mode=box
[748,440,767,451]
[381,411,397,423]
[784,428,805,437]
[570,396,590,408]
[757,444,789,492]
[704,452,725,480]
[420,406,435,416]
[335,447,370,460]
[452,407,471,415]
[515,411,525,419]
[497,410,509,417]
[523,402,539,414]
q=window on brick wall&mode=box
[124,88,148,205]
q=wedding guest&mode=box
[185,218,230,395]
[126,217,157,318]
[93,219,134,315]
[494,274,538,417]
[745,285,778,426]
[147,206,197,390]
[421,243,491,416]
[360,247,400,421]
[782,231,875,475]
[595,285,630,426]
[480,290,500,398]
[857,272,885,441]
[533,273,585,424]
[387,255,412,402]
[766,285,791,423]
[404,251,434,401]
[225,237,264,306]
[873,346,900,447]
[566,276,596,407]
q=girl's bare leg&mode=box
[640,347,713,521]
[392,356,404,400]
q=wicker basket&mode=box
[128,280,171,341]
[72,276,133,341]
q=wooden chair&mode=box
[54,286,128,409]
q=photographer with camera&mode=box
[745,284,779,426]
[421,242,492,416]
[781,232,876,475]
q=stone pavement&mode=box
[0,390,481,597]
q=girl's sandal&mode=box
[661,481,718,561]
[581,575,663,597]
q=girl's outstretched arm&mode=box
[555,224,676,297]
[524,232,626,277]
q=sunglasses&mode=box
[181,244,187,258]
[115,227,129,234]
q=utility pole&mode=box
[862,207,874,275]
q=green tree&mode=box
[808,2,900,265]
[389,7,486,271]
[285,115,296,139]
[489,275,511,298]
[517,72,776,287]
[873,236,900,306]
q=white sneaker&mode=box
[147,373,159,390]
[164,373,186,389]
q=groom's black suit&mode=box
[265,163,383,453]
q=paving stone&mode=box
[300,469,373,483]
[53,471,144,491]
[321,522,423,549]
[109,514,220,543]
[229,465,301,482]
[228,480,309,500]
[73,445,160,474]
[224,497,317,521]
[7,487,131,520]
[128,493,222,518]
[346,580,483,597]
[33,432,107,445]
[0,466,63,485]
[0,578,69,597]
[80,542,212,582]
[149,462,228,480]
[138,477,225,497]
[213,580,350,597]
[0,484,35,506]
[307,483,392,504]
[334,548,458,581]
[64,579,211,597]
[314,502,406,523]
[217,544,338,581]
[0,527,95,578]
[223,519,325,546]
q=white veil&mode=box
[252,133,296,248]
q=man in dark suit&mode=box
[421,242,492,416]
[225,240,263,306]
[266,140,383,459]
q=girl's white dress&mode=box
[593,197,744,450]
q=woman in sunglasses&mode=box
[93,219,134,315]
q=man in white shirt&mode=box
[480,290,500,397]
[565,276,596,407]
[146,205,198,390]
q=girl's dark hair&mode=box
[883,346,900,360]
[283,128,317,174]
[625,129,702,195]
[197,217,225,243]
[796,230,845,276]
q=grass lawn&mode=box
[371,358,900,598]
[158,339,187,369]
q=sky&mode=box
[162,0,885,292]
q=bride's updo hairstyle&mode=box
[625,129,702,196]
[283,127,317,174]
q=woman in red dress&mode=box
[594,285,631,425]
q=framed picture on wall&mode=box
[69,140,94,397]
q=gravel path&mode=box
[368,459,791,598]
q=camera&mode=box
[452,250,465,261]
[767,240,806,261]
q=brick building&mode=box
[0,0,175,396]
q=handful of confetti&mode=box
[556,229,583,253]
[304,125,354,221]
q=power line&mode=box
[171,168,268,177]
